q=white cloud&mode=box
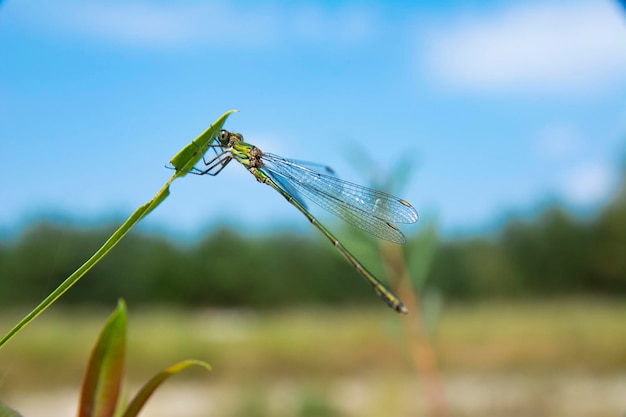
[18,2,278,49]
[534,123,583,160]
[290,4,375,44]
[560,163,617,204]
[420,0,626,95]
[11,1,376,50]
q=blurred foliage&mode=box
[0,224,375,309]
[432,169,626,299]
[0,402,22,417]
[1,171,625,308]
[296,386,338,417]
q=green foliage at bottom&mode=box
[2,300,211,417]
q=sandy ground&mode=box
[4,373,626,417]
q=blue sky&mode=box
[1,0,625,239]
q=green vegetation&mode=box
[432,182,626,299]
[1,300,210,417]
[1,171,624,309]
[1,300,625,388]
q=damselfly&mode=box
[187,130,418,314]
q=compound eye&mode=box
[218,130,229,144]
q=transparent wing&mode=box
[266,170,309,210]
[261,153,418,244]
[278,158,336,177]
[264,159,337,211]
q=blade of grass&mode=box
[78,300,127,417]
[121,360,211,417]
[0,110,237,349]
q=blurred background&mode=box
[1,0,626,416]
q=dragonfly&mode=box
[186,129,418,314]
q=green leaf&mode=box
[170,110,238,176]
[0,402,23,417]
[0,110,236,348]
[78,300,127,417]
[121,360,211,417]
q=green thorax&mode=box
[232,140,264,169]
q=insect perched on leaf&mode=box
[185,129,418,314]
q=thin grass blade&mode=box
[121,360,211,417]
[0,110,237,348]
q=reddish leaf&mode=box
[77,300,127,417]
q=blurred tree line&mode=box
[1,170,624,309]
[432,169,626,299]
